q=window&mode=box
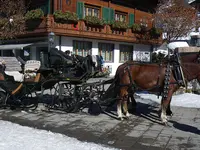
[98,43,114,62]
[84,5,100,18]
[73,40,92,57]
[119,44,133,62]
[115,11,127,22]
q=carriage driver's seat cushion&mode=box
[24,60,41,82]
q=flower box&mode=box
[25,9,44,20]
[25,8,44,31]
[53,10,78,24]
[110,21,129,31]
[84,16,105,28]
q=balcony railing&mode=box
[25,15,162,45]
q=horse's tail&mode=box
[100,67,121,107]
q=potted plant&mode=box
[53,10,64,22]
[25,8,44,20]
[84,16,105,27]
[66,11,78,24]
[149,27,162,39]
[132,23,141,33]
[110,20,129,31]
[53,10,78,24]
[25,8,44,31]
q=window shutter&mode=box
[109,8,115,23]
[77,1,84,19]
[40,1,49,15]
[102,7,109,23]
[47,0,51,14]
[129,13,134,26]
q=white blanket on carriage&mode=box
[5,60,41,82]
[24,60,41,72]
[5,71,24,82]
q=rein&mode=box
[179,63,198,83]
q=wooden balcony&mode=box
[23,15,162,45]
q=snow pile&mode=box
[138,93,200,108]
[0,120,117,150]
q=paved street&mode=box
[0,95,200,150]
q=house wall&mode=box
[54,35,152,75]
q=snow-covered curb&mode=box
[138,93,200,108]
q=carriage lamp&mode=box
[48,32,55,52]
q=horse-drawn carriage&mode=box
[0,47,114,113]
[0,46,200,125]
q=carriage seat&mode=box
[4,60,41,82]
[24,60,41,82]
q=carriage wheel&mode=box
[19,89,38,111]
[0,91,7,107]
[80,85,101,108]
[60,83,80,113]
[44,83,76,112]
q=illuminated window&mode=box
[98,43,114,62]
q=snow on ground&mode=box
[138,93,200,108]
[0,120,117,150]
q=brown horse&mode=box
[114,61,200,124]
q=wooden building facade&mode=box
[1,0,161,75]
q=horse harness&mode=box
[122,62,162,93]
[121,61,186,99]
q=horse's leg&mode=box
[117,86,123,120]
[166,86,179,116]
[127,86,137,113]
[121,87,130,118]
[117,87,128,120]
[123,95,130,118]
[166,98,173,116]
[128,94,137,113]
[117,99,123,120]
[160,89,174,125]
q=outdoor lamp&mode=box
[48,32,55,52]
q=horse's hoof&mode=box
[163,122,168,126]
[161,119,168,126]
[124,116,129,120]
[118,116,124,121]
[126,112,130,117]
